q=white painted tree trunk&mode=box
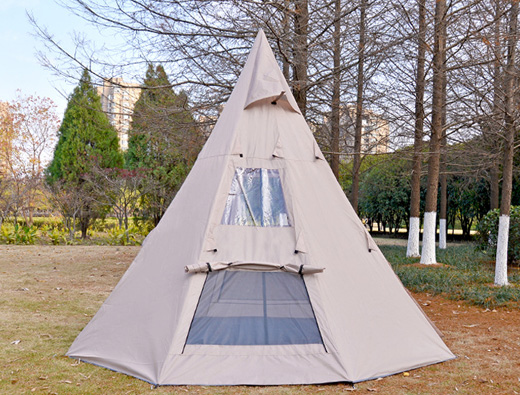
[420,211,437,264]
[495,215,509,286]
[439,218,447,249]
[406,217,421,257]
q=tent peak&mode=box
[242,30,301,113]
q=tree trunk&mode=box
[330,0,341,180]
[490,0,503,211]
[124,215,129,244]
[351,0,367,214]
[80,217,89,239]
[292,0,308,117]
[439,29,448,250]
[420,0,446,265]
[495,0,519,286]
[282,0,291,81]
[439,170,447,248]
[406,0,427,258]
[490,166,500,210]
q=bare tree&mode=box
[439,17,448,250]
[350,0,367,214]
[0,95,58,227]
[406,0,427,258]
[292,0,309,116]
[489,0,505,211]
[495,0,519,286]
[330,0,342,179]
[83,166,150,243]
[9,94,59,224]
[45,181,84,241]
[420,0,446,265]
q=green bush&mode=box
[107,226,142,246]
[476,207,520,264]
[32,217,62,229]
[0,216,152,245]
[380,243,520,309]
[1,224,38,245]
[45,226,69,245]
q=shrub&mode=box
[32,217,62,229]
[1,224,38,245]
[476,207,520,264]
[380,243,520,308]
[45,227,68,245]
[107,226,142,246]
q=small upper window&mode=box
[221,168,290,227]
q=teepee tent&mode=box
[67,30,455,386]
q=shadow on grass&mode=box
[379,243,520,309]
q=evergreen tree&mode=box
[46,69,123,238]
[126,64,202,225]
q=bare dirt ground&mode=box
[1,244,520,394]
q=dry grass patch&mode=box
[1,245,520,394]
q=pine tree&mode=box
[126,64,201,225]
[46,69,123,238]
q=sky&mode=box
[0,0,112,118]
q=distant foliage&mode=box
[45,69,123,239]
[358,151,411,233]
[446,175,490,238]
[0,223,38,245]
[126,64,203,224]
[476,207,520,264]
[46,69,123,184]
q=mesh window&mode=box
[221,168,290,227]
[186,271,323,346]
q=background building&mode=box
[97,78,141,150]
[316,105,390,158]
[354,108,389,155]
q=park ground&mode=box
[1,242,520,394]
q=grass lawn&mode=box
[378,242,520,308]
[1,242,520,394]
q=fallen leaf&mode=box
[38,376,48,380]
[403,372,410,377]
[367,388,378,392]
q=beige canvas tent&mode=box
[67,30,455,386]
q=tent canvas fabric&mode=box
[67,30,455,386]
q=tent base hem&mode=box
[69,354,456,387]
[69,357,158,387]
[349,355,457,384]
